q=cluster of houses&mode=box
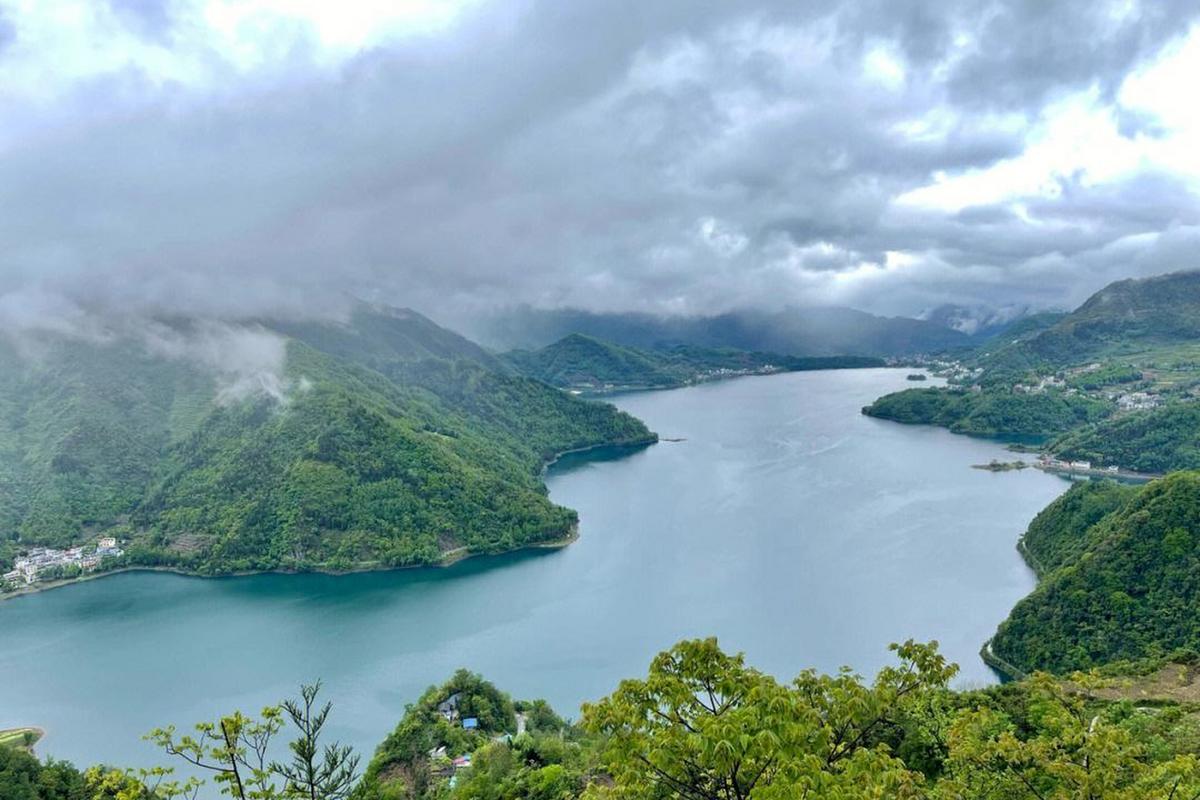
[1114,391,1162,411]
[431,692,528,786]
[2,537,123,588]
[1013,375,1069,394]
[432,693,483,782]
[1038,457,1121,475]
[927,360,984,383]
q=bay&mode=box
[0,369,1067,773]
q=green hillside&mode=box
[503,334,679,390]
[864,271,1200,445]
[992,472,1200,674]
[1021,271,1200,363]
[862,386,1109,440]
[0,309,654,579]
[504,333,883,393]
[1050,403,1200,473]
[1016,479,1138,577]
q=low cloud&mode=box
[138,320,295,404]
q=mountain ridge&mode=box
[0,307,654,582]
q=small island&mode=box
[971,460,1030,472]
[906,373,928,381]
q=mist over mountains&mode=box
[467,304,975,357]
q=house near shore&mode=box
[438,693,461,721]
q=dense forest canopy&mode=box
[0,306,654,578]
[992,472,1200,674]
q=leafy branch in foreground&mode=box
[146,682,358,800]
[271,681,359,800]
[581,638,958,799]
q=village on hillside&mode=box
[1,538,124,590]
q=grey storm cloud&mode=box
[1,0,1199,331]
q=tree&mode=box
[936,673,1200,800]
[271,681,360,800]
[148,683,358,800]
[581,638,957,800]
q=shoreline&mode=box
[0,437,648,605]
[539,435,658,476]
[979,639,1027,682]
[0,528,583,604]
[561,361,886,398]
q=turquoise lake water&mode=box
[0,369,1068,774]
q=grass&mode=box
[0,727,43,750]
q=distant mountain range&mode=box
[469,305,976,358]
[501,333,882,393]
[918,303,1057,340]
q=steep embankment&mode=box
[991,473,1200,674]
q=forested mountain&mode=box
[1022,271,1200,362]
[502,333,882,393]
[862,386,1109,439]
[0,306,653,577]
[1049,401,1200,473]
[974,270,1200,383]
[864,271,1200,448]
[991,473,1200,674]
[471,305,972,357]
[919,303,1062,341]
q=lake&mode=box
[0,368,1068,775]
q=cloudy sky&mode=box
[2,0,1200,331]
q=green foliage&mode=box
[1017,480,1138,577]
[19,640,1200,800]
[1051,403,1200,472]
[356,670,521,799]
[862,388,1110,440]
[148,682,357,800]
[0,307,654,576]
[935,673,1200,799]
[1064,363,1142,391]
[582,637,957,799]
[993,472,1200,673]
[0,746,87,800]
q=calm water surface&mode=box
[0,369,1068,772]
